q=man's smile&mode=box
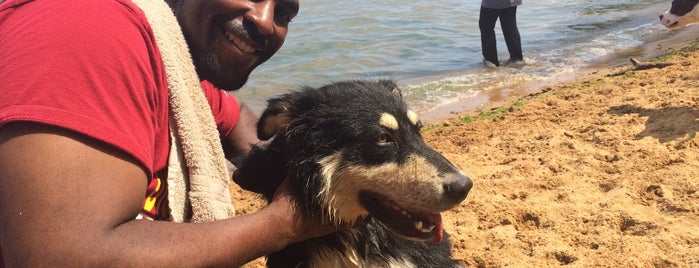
[215,16,263,55]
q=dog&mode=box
[233,79,472,267]
[660,0,699,29]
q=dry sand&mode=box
[231,37,699,267]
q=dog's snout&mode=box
[442,174,472,203]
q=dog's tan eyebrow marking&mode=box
[379,113,399,130]
[407,110,419,126]
[261,114,292,138]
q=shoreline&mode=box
[418,25,699,124]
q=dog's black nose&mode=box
[442,173,472,203]
[659,14,664,20]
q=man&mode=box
[0,0,338,266]
[479,0,524,67]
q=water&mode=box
[233,0,690,119]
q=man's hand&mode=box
[266,178,344,245]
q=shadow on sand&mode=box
[608,104,699,144]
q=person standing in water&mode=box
[479,0,523,67]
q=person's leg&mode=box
[500,6,523,61]
[479,6,500,66]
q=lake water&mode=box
[233,0,695,119]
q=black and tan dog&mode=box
[234,79,472,267]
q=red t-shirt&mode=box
[0,0,240,221]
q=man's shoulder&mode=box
[1,0,141,8]
[1,0,147,21]
[1,0,154,47]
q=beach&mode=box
[231,36,699,267]
[420,40,699,266]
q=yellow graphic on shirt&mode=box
[143,177,162,212]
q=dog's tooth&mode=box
[401,210,408,216]
[422,224,436,233]
[415,221,423,230]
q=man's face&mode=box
[167,0,299,91]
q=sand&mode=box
[231,38,699,267]
[422,47,699,267]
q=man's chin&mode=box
[193,49,254,91]
[204,73,248,92]
[195,65,250,92]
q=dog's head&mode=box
[660,0,699,29]
[252,79,472,243]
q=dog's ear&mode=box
[379,79,402,96]
[257,97,295,140]
[391,86,401,96]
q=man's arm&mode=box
[0,122,332,267]
[222,102,262,160]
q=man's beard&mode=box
[166,1,248,91]
[194,46,249,92]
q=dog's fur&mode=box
[660,0,699,29]
[233,79,472,267]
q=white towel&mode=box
[130,0,235,223]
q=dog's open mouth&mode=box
[359,191,444,243]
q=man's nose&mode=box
[247,1,276,36]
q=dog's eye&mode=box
[375,134,393,144]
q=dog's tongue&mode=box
[431,213,444,243]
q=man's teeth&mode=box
[224,31,256,54]
[415,220,436,233]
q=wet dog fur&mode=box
[233,79,472,267]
